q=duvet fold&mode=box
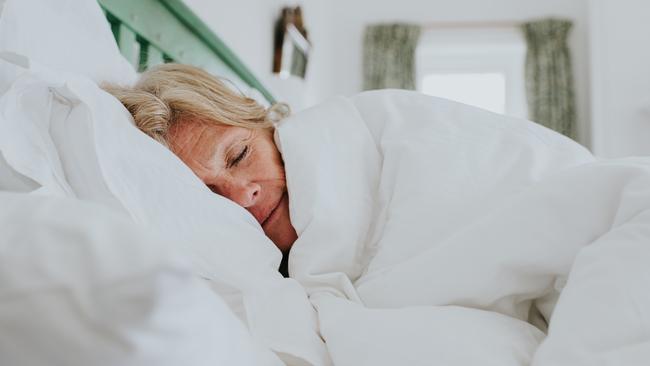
[278,90,650,365]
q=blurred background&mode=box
[182,0,650,158]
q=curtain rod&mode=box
[422,20,521,29]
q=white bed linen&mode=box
[530,159,650,365]
[0,0,136,86]
[278,90,650,365]
[0,0,136,192]
[278,90,594,302]
[0,57,331,365]
[0,192,282,366]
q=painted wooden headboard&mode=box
[98,0,275,104]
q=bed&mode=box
[2,1,650,365]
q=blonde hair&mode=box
[104,63,287,146]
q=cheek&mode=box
[251,149,285,181]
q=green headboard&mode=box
[98,0,275,104]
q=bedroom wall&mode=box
[182,0,277,81]
[589,0,650,157]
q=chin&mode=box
[262,193,298,252]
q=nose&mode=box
[209,176,261,208]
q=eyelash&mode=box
[229,146,249,168]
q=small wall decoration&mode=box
[273,6,310,79]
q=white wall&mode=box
[182,0,278,81]
[589,0,650,157]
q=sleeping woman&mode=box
[107,63,650,342]
[106,64,299,258]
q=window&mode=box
[416,28,527,118]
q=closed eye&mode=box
[229,146,249,168]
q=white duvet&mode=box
[277,90,650,365]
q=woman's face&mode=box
[167,120,297,252]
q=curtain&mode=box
[363,23,421,90]
[522,18,577,139]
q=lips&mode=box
[260,193,284,228]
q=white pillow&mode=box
[0,192,282,366]
[0,0,136,86]
[0,58,331,365]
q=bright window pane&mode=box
[421,73,506,114]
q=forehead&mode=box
[167,121,247,168]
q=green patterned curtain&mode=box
[363,23,421,90]
[522,18,576,139]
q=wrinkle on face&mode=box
[168,120,227,181]
[166,119,298,253]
